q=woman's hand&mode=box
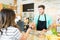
[20,34,27,40]
[20,28,31,40]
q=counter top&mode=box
[23,30,60,40]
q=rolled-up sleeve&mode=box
[47,15,52,28]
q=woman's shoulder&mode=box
[8,26,18,29]
[7,26,20,33]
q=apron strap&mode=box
[44,14,46,21]
[38,14,46,21]
[38,15,40,20]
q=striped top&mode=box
[0,26,22,40]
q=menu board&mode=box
[23,3,34,12]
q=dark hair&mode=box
[26,18,29,20]
[38,5,45,9]
[0,12,6,35]
[1,8,19,35]
[26,17,29,24]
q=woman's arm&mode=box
[20,28,31,40]
[20,22,36,40]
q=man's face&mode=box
[38,7,45,15]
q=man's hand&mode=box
[29,22,36,29]
[42,29,47,32]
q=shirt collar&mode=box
[39,13,45,16]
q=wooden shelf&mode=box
[0,3,3,11]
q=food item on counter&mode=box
[51,28,58,35]
[46,35,58,40]
[45,30,53,35]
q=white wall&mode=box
[22,0,34,4]
[17,0,21,14]
[0,0,14,4]
[0,0,14,5]
[34,0,60,23]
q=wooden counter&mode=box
[26,34,60,40]
[24,30,60,40]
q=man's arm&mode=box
[47,15,53,30]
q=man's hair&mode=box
[38,5,45,9]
